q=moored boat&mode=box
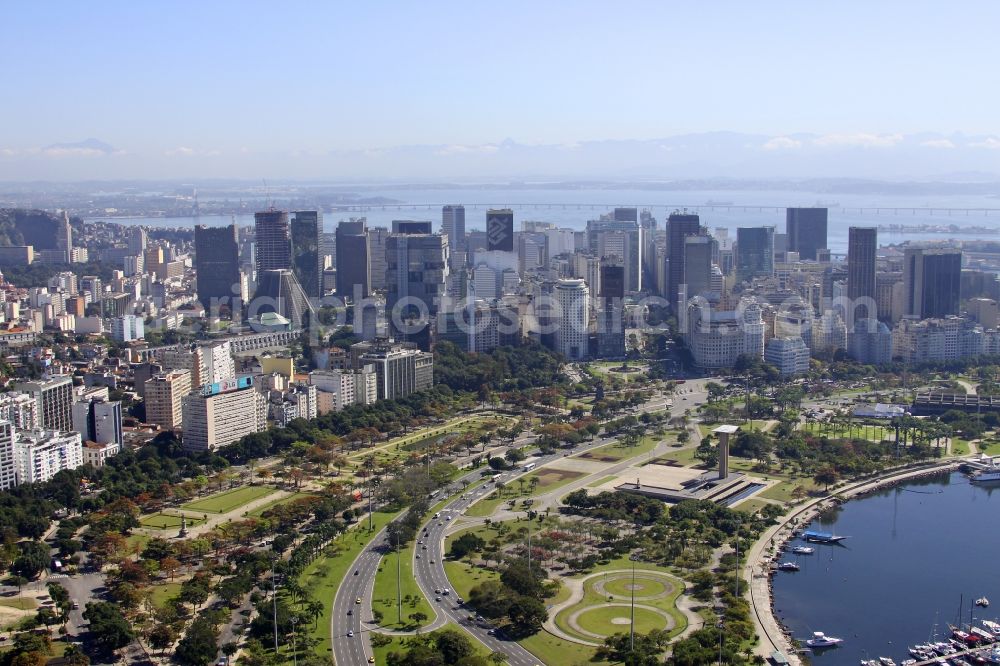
[806,631,844,648]
[803,530,849,543]
[792,546,815,555]
[777,562,800,571]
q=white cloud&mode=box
[970,137,1000,149]
[0,148,16,156]
[920,139,955,149]
[42,146,107,157]
[762,136,802,151]
[165,146,221,157]
[812,133,903,148]
[434,143,499,156]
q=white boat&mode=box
[977,597,991,607]
[778,562,800,571]
[879,658,896,666]
[792,546,815,555]
[807,632,844,648]
[983,620,1000,634]
[971,461,1000,484]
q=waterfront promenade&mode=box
[744,460,961,664]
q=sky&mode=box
[2,2,999,180]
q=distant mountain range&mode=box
[3,131,1000,182]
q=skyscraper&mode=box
[367,227,389,291]
[290,211,323,298]
[554,278,590,361]
[903,247,962,319]
[442,205,466,253]
[385,233,449,347]
[19,377,73,432]
[847,226,878,319]
[57,211,73,263]
[735,226,775,283]
[335,219,370,300]
[786,208,828,261]
[666,213,701,308]
[254,210,291,274]
[596,263,625,359]
[486,209,514,252]
[682,235,714,299]
[588,219,643,293]
[392,220,433,235]
[194,224,241,311]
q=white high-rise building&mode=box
[0,422,16,490]
[765,336,811,377]
[19,376,73,432]
[554,279,590,360]
[15,430,83,485]
[0,393,38,431]
[181,379,267,452]
[144,369,192,429]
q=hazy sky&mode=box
[2,2,999,179]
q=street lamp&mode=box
[291,616,299,666]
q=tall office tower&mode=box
[254,269,312,329]
[486,209,515,252]
[19,377,73,431]
[554,278,590,361]
[442,205,466,252]
[57,211,73,263]
[614,207,638,222]
[194,224,241,312]
[847,227,878,319]
[518,232,548,273]
[290,211,323,298]
[903,247,963,319]
[596,263,626,359]
[367,227,390,291]
[335,219,370,300]
[385,233,449,347]
[786,208,828,261]
[588,220,643,293]
[254,209,292,274]
[72,398,123,448]
[682,235,714,299]
[181,378,267,452]
[144,369,192,429]
[128,227,148,255]
[735,226,775,283]
[392,220,433,235]
[666,213,701,308]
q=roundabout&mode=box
[553,569,684,644]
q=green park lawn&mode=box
[299,510,400,658]
[372,542,435,630]
[138,512,206,530]
[181,485,276,514]
[519,632,603,665]
[575,604,666,636]
[0,598,36,610]
[246,492,314,518]
[148,582,181,609]
[465,468,585,518]
[577,434,659,463]
[442,560,500,601]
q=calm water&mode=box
[86,187,1000,255]
[772,472,1000,665]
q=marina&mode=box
[771,471,1000,665]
